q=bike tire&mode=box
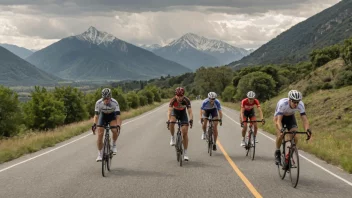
[251,133,256,160]
[278,144,287,180]
[102,138,109,177]
[246,132,251,157]
[209,130,213,156]
[289,145,300,188]
[179,133,183,167]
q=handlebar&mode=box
[282,130,312,141]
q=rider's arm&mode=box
[167,107,173,121]
[116,111,121,127]
[276,115,284,131]
[93,114,99,125]
[301,115,310,131]
[93,101,99,125]
[187,107,193,121]
[257,106,264,120]
[215,100,222,120]
[218,110,223,120]
[240,107,245,122]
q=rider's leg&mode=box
[110,120,119,144]
[169,116,176,146]
[182,124,189,150]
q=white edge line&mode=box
[222,107,352,187]
[0,103,168,173]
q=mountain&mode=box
[153,33,250,70]
[26,27,191,80]
[229,0,352,68]
[139,44,162,51]
[0,46,61,85]
[0,43,33,59]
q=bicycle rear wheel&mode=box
[289,145,300,188]
[175,133,180,162]
[178,133,183,167]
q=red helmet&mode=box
[175,87,185,96]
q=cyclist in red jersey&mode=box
[240,91,265,147]
[167,87,193,161]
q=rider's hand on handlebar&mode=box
[166,120,170,130]
[200,118,204,124]
[91,123,97,135]
[306,129,312,140]
[280,128,285,133]
[219,119,222,126]
[262,119,265,125]
[240,122,244,128]
[189,119,193,128]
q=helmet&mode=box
[247,91,255,99]
[102,88,112,98]
[208,92,217,99]
[288,90,302,101]
[175,87,185,96]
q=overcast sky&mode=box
[0,0,341,50]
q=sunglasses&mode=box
[210,98,215,101]
[291,100,300,104]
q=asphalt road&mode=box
[0,101,351,198]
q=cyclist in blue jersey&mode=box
[200,92,223,151]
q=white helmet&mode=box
[247,91,255,99]
[288,90,302,101]
[208,92,217,99]
[102,88,112,98]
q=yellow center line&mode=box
[217,140,263,198]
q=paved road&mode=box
[0,101,351,198]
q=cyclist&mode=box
[240,91,264,147]
[91,88,122,162]
[200,92,222,151]
[274,90,312,165]
[167,87,193,161]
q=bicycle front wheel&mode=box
[289,145,300,188]
[208,130,213,156]
[278,144,287,179]
[251,133,256,160]
[102,138,110,177]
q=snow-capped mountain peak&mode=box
[139,44,162,51]
[167,33,248,55]
[76,26,116,45]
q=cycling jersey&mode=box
[274,98,305,116]
[169,96,191,111]
[241,98,260,111]
[201,98,221,111]
[95,98,120,115]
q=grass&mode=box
[223,86,352,173]
[0,100,168,164]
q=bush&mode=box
[234,72,276,101]
[0,86,22,137]
[126,91,140,109]
[341,38,352,66]
[222,85,235,102]
[53,86,88,124]
[23,86,65,130]
[145,85,161,102]
[112,87,129,111]
[138,94,148,106]
[310,44,341,69]
[334,70,352,88]
[138,89,154,104]
[321,82,333,90]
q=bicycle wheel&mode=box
[176,133,180,162]
[208,130,213,156]
[102,137,109,177]
[278,145,287,179]
[107,137,112,172]
[246,132,251,157]
[289,145,300,188]
[179,133,183,167]
[251,133,256,160]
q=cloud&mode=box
[0,0,341,49]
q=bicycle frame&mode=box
[168,120,184,166]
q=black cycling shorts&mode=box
[202,108,218,119]
[281,115,298,131]
[171,109,189,125]
[98,112,117,126]
[243,109,255,119]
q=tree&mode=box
[0,86,22,137]
[341,37,352,66]
[195,66,233,96]
[222,85,236,102]
[23,86,65,130]
[126,91,140,109]
[53,86,88,124]
[234,72,276,101]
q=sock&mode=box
[184,149,187,154]
[113,142,117,146]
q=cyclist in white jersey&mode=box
[274,90,312,165]
[200,92,222,151]
[91,88,122,162]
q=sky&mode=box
[0,0,341,50]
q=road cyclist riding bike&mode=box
[91,88,122,162]
[167,87,193,161]
[240,91,265,147]
[200,92,222,151]
[274,90,312,165]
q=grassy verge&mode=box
[223,87,352,173]
[0,100,167,164]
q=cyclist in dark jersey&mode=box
[167,87,193,161]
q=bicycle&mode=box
[167,120,184,166]
[277,128,311,188]
[242,120,263,160]
[203,115,221,156]
[99,122,119,177]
